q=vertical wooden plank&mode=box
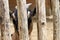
[16,0,29,40]
[0,0,5,40]
[0,0,12,40]
[36,0,47,40]
[51,0,60,40]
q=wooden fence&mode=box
[0,0,60,40]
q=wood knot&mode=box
[41,22,45,25]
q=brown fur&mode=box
[11,32,19,40]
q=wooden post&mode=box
[36,0,47,40]
[16,0,29,40]
[51,0,60,40]
[0,0,4,40]
[0,0,12,40]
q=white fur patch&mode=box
[28,11,31,18]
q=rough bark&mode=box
[36,0,47,40]
[51,0,60,40]
[16,0,29,40]
[0,0,4,40]
[0,0,12,40]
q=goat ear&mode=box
[31,7,36,16]
[26,3,32,9]
[15,3,32,9]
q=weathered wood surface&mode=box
[16,0,29,40]
[36,0,47,40]
[0,0,4,40]
[0,0,5,40]
[0,0,12,40]
[51,0,60,40]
